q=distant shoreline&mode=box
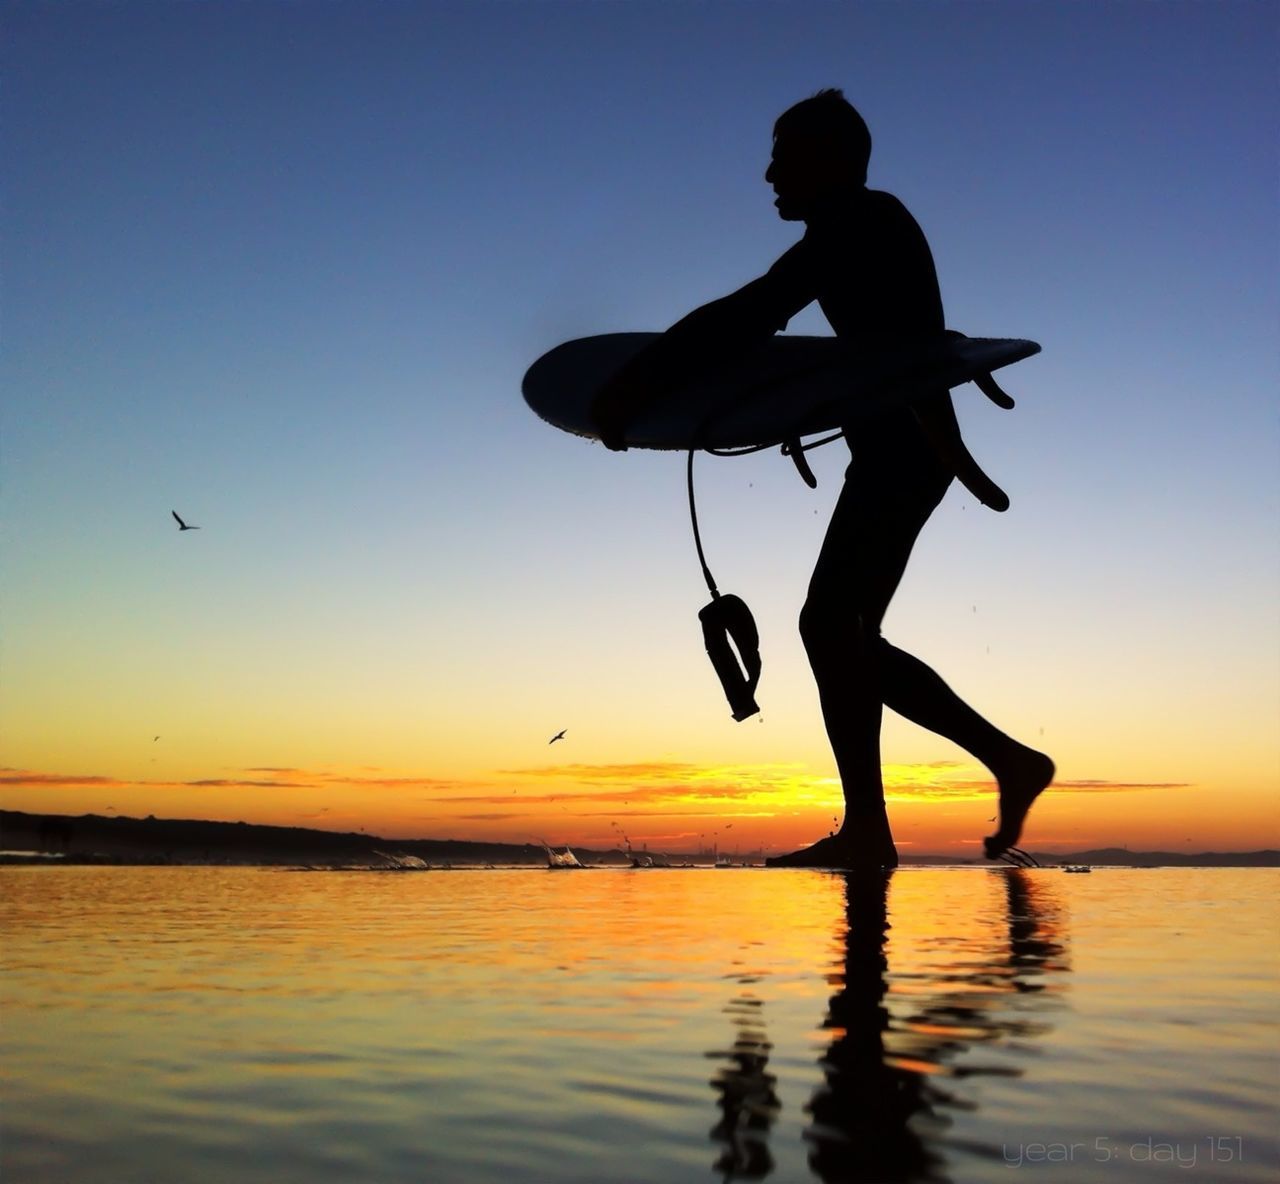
[2,809,1277,868]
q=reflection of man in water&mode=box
[591,90,1053,868]
[707,993,780,1180]
[698,868,1070,1182]
[805,869,1069,1183]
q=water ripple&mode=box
[1,866,1276,1183]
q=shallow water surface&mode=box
[2,867,1276,1182]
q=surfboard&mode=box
[522,332,1039,451]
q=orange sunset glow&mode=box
[4,753,1272,856]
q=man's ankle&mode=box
[841,801,888,817]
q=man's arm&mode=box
[591,244,816,450]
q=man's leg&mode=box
[877,645,1054,858]
[768,461,938,869]
[767,436,1052,868]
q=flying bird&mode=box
[548,729,566,744]
[172,511,199,531]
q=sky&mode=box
[3,0,1277,857]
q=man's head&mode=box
[766,89,871,221]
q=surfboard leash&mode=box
[684,418,848,723]
[700,430,847,487]
[685,428,847,594]
[686,444,718,600]
[686,445,761,721]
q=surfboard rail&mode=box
[523,331,1039,452]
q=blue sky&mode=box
[3,1,1276,849]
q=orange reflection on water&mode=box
[5,865,1276,1184]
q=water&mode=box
[2,867,1276,1183]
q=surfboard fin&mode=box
[974,372,1016,409]
[941,331,1016,409]
[698,593,761,721]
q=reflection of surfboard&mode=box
[522,332,1039,451]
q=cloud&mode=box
[1,770,121,787]
[240,767,469,791]
[235,762,1190,803]
[574,808,780,819]
[1,768,303,791]
[441,783,777,806]
[501,762,705,782]
[884,772,1192,801]
[2,760,1192,815]
[503,759,845,787]
[421,761,848,820]
[501,761,835,794]
[1,764,485,798]
[1050,780,1191,792]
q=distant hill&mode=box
[0,809,565,866]
[1030,846,1280,868]
[1,810,1276,867]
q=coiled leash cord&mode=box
[685,429,844,720]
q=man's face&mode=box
[765,130,842,221]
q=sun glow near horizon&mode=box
[2,754,1272,856]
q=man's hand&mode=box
[591,397,630,452]
[589,364,660,452]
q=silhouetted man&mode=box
[592,90,1053,868]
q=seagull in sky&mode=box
[548,729,567,744]
[172,511,200,531]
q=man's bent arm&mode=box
[591,247,816,449]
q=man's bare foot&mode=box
[766,822,898,870]
[984,746,1055,860]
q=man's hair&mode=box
[773,88,871,184]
